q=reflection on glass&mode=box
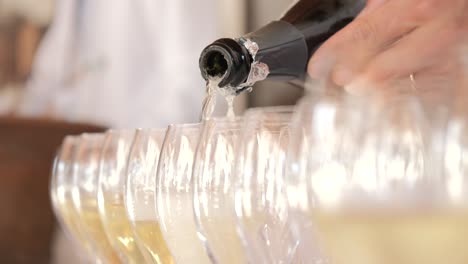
[125,128,175,264]
[155,124,211,264]
[192,117,247,264]
[50,136,94,262]
[72,133,121,264]
[234,107,301,264]
[97,130,146,263]
[287,92,468,264]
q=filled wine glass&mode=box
[71,133,121,264]
[310,96,430,264]
[97,130,147,263]
[233,107,300,264]
[286,89,468,264]
[125,128,175,264]
[50,136,94,262]
[155,124,211,264]
[285,92,365,263]
[192,117,247,264]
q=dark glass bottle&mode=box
[199,0,366,93]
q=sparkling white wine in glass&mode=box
[76,198,121,264]
[100,195,146,263]
[192,117,248,264]
[72,134,121,263]
[125,128,175,264]
[313,209,468,264]
[156,124,211,264]
[97,130,146,263]
[129,192,175,264]
[55,201,93,252]
[51,136,94,257]
[133,220,175,264]
[293,94,457,264]
[233,107,299,263]
[158,193,211,263]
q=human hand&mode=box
[308,0,468,96]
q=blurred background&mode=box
[0,0,303,124]
[0,0,302,263]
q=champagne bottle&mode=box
[199,0,366,93]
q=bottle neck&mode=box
[199,38,253,88]
[199,21,307,91]
[199,0,366,90]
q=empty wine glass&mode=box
[50,136,94,262]
[125,128,175,264]
[97,130,147,263]
[233,107,299,264]
[155,124,211,264]
[192,117,247,264]
[71,133,121,264]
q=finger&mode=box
[410,61,464,107]
[346,0,468,94]
[343,58,464,100]
[308,0,454,84]
[304,0,389,80]
[360,20,463,84]
[309,0,417,83]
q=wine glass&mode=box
[97,130,147,263]
[71,133,121,264]
[285,90,465,264]
[437,100,468,263]
[233,106,300,264]
[50,135,94,262]
[285,92,366,263]
[155,124,211,264]
[192,117,247,264]
[125,128,175,264]
[441,82,468,205]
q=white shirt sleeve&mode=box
[20,0,222,128]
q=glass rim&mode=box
[245,105,295,115]
[201,118,244,134]
[243,106,294,125]
[81,132,106,138]
[106,128,136,134]
[62,135,81,144]
[134,127,168,133]
[168,123,201,129]
[203,116,243,124]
